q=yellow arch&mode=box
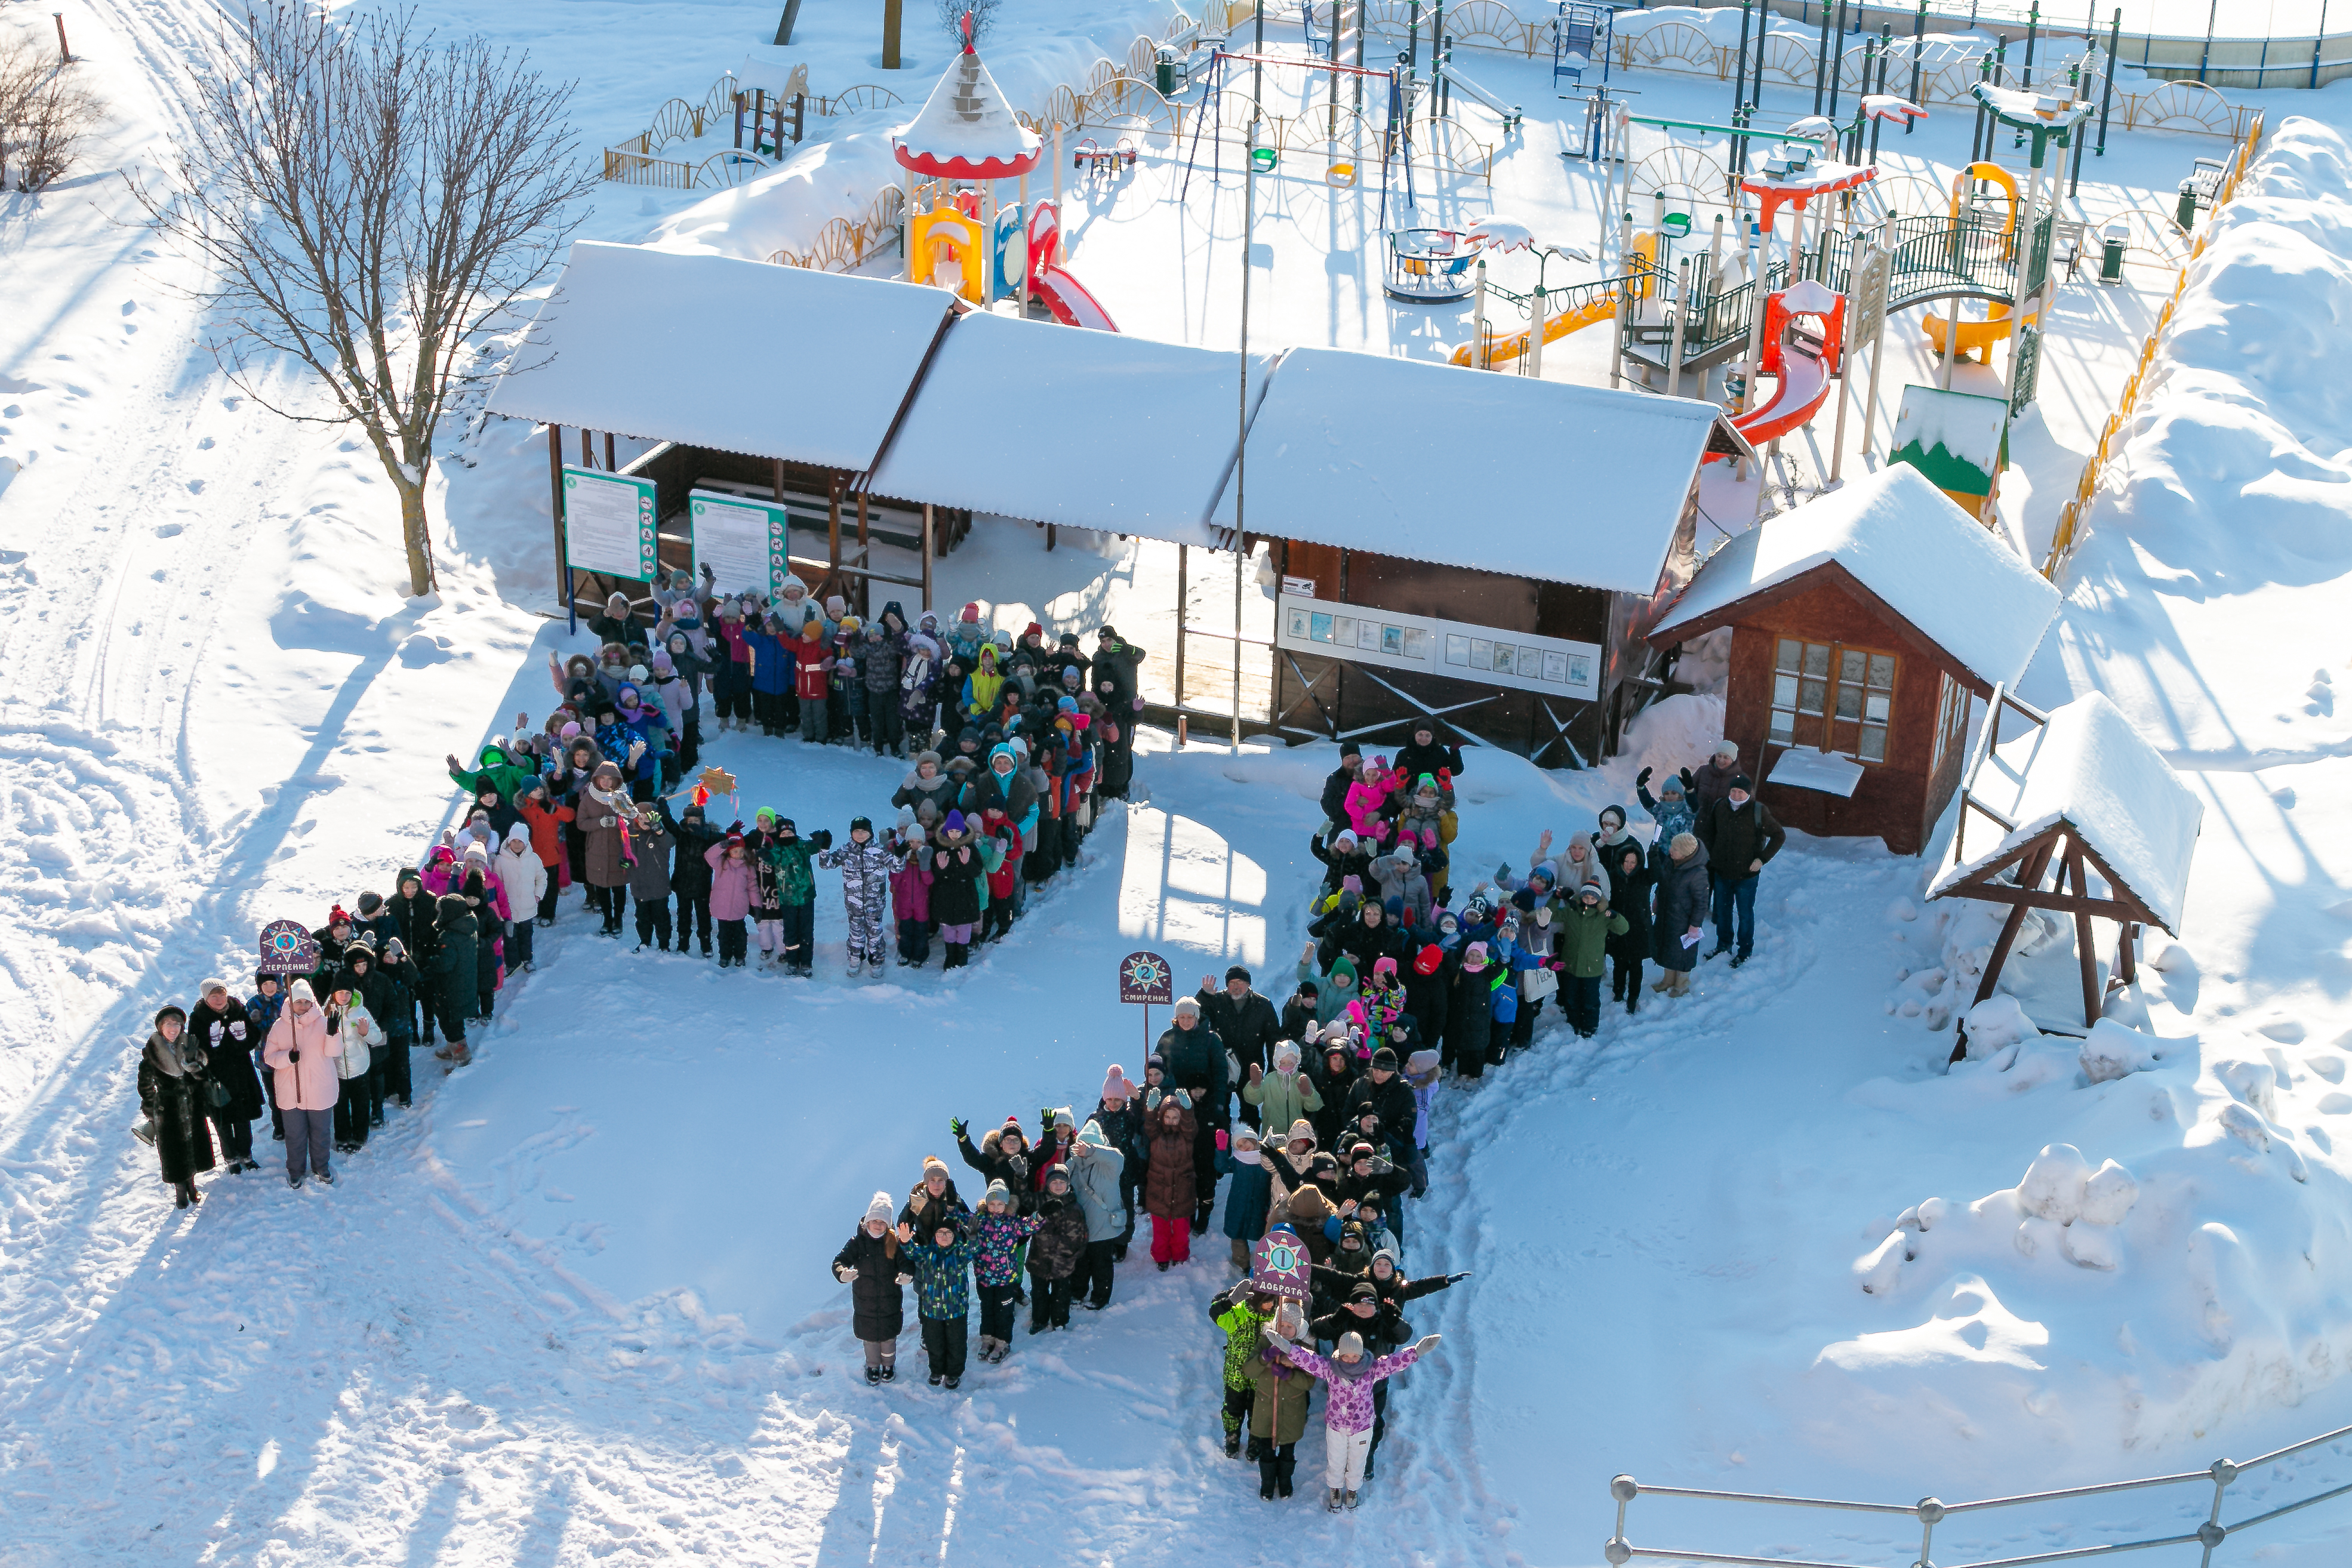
[1924,161,2026,360]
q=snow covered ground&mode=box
[8,0,2352,1561]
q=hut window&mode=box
[1931,673,1971,771]
[1772,636,1897,760]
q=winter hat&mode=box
[903,823,927,846]
[1144,1053,1167,1076]
[506,825,530,848]
[1285,1119,1317,1149]
[1370,1046,1398,1071]
[1043,1162,1072,1188]
[355,891,383,917]
[1340,874,1363,897]
[1404,1048,1439,1080]
[1413,944,1443,976]
[1670,831,1699,857]
[1713,741,1740,762]
[1334,830,1359,849]
[984,1179,1012,1208]
[1731,774,1754,793]
[943,809,968,836]
[1329,956,1357,986]
[1659,776,1686,798]
[462,842,489,864]
[1173,996,1201,1020]
[289,978,318,1004]
[1349,1280,1380,1304]
[849,816,873,836]
[1273,1042,1301,1071]
[328,904,353,930]
[1233,1126,1262,1150]
[1463,942,1490,972]
[1101,1064,1135,1104]
[921,1154,950,1184]
[1348,1141,1376,1166]
[651,651,675,675]
[1372,956,1399,979]
[865,1190,895,1227]
[1057,694,1079,713]
[1052,1107,1078,1133]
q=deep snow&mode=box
[7,0,2352,1562]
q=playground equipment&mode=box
[1072,136,1139,186]
[1022,200,1119,332]
[892,14,1043,308]
[1553,1,1617,94]
[1923,162,2026,363]
[1717,278,1845,453]
[1387,214,1540,306]
[1181,49,1415,228]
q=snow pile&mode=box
[1830,1021,2352,1454]
[2029,116,2352,762]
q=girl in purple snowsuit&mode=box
[1261,1328,1440,1511]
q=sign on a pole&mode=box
[688,489,791,601]
[1251,1230,1314,1301]
[562,467,659,583]
[256,919,322,977]
[1117,951,1174,1005]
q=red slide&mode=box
[1708,278,1844,461]
[1024,202,1119,333]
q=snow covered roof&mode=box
[484,242,953,473]
[870,311,1273,537]
[1208,350,1739,594]
[892,23,1042,180]
[1649,464,2060,689]
[1931,692,2203,933]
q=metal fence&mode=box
[1604,1419,2352,1568]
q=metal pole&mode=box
[1175,544,1189,711]
[1666,258,1690,398]
[1232,96,1256,746]
[921,503,934,611]
[548,425,572,634]
[1830,247,1859,481]
[2006,140,2044,406]
[1827,0,1848,124]
[2315,0,2329,88]
[2199,0,2217,82]
[1861,268,1888,458]
[2022,0,2039,88]
[1814,0,1834,112]
[2098,8,2120,156]
[1232,534,1244,751]
[1471,259,1488,368]
[1907,1,1925,131]
[1732,0,1754,126]
[1529,280,1549,378]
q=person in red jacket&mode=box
[793,618,834,745]
[516,782,575,924]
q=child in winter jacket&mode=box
[793,618,834,744]
[1342,758,1403,843]
[626,810,676,953]
[1262,1327,1441,1509]
[1557,882,1630,1037]
[704,833,756,968]
[1025,1163,1089,1332]
[1141,1095,1198,1268]
[904,1215,979,1388]
[760,818,827,976]
[1209,1282,1279,1461]
[888,825,934,966]
[817,815,894,977]
[970,1181,1043,1364]
[1215,1125,1276,1272]
[1637,767,1697,874]
[832,1193,908,1383]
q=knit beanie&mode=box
[985,1179,1012,1209]
[1101,1064,1135,1104]
[865,1190,894,1227]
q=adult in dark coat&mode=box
[832,1198,909,1381]
[1603,843,1656,1013]
[390,868,440,1040]
[1324,901,1403,977]
[1695,778,1785,965]
[1198,968,1283,1126]
[188,980,261,1173]
[926,815,986,966]
[137,1006,216,1207]
[1402,941,1454,1048]
[1445,944,1500,1077]
[1391,722,1466,787]
[430,893,479,1058]
[1653,835,1711,993]
[1155,998,1229,1231]
[1318,746,1362,828]
[1345,1049,1418,1156]
[1689,743,1743,818]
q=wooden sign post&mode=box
[1118,950,1173,1051]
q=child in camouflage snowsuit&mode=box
[817,815,895,978]
[905,1215,980,1388]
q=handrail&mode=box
[1604,1419,2352,1568]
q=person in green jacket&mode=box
[1557,883,1628,1039]
[761,819,829,976]
[1242,1040,1323,1137]
[444,740,537,804]
[1209,1281,1280,1461]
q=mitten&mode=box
[811,829,833,850]
[1637,765,1653,788]
[895,1272,914,1286]
[230,1021,246,1039]
[1679,766,1697,792]
[287,1050,300,1063]
[835,1264,855,1283]
[1215,1129,1229,1151]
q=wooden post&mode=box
[604,432,616,472]
[2067,840,2101,1027]
[735,91,745,150]
[921,503,935,611]
[580,427,593,467]
[794,92,805,144]
[1971,840,2055,1006]
[772,459,786,503]
[883,0,902,69]
[2115,921,2138,987]
[547,424,571,631]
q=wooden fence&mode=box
[2038,111,2264,581]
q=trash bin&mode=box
[2175,180,2197,233]
[2098,222,2128,284]
[1156,47,1176,97]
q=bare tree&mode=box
[0,35,102,191]
[131,2,598,596]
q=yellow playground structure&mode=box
[1923,163,2034,362]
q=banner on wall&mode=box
[688,489,789,600]
[1273,593,1603,701]
[562,467,658,583]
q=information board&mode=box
[562,467,658,583]
[1274,593,1602,701]
[688,489,786,600]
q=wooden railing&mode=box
[2039,110,2265,581]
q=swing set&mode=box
[1178,49,1415,229]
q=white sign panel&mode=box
[688,489,786,600]
[1275,593,1601,700]
[562,467,658,583]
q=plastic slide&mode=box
[1923,162,2020,362]
[1706,278,1845,460]
[1021,200,1120,333]
[1449,289,1616,366]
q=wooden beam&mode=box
[2115,920,2138,988]
[2067,841,2101,1028]
[1971,839,2056,1008]
[921,503,934,611]
[1942,884,2148,919]
[827,473,842,603]
[604,432,616,472]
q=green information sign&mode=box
[562,467,658,583]
[687,489,792,601]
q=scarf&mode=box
[146,1031,199,1079]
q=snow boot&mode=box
[1344,1490,1360,1510]
[880,1361,896,1382]
[288,1174,303,1190]
[928,1371,943,1387]
[1224,1428,1241,1458]
[1276,1456,1295,1498]
[866,1365,882,1385]
[944,1374,960,1390]
[1258,1459,1277,1498]
[1703,945,1729,962]
[1649,972,1673,993]
[1326,1488,1344,1513]
[173,1182,190,1209]
[1731,951,1751,969]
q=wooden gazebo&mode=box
[1930,689,2203,1036]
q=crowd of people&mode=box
[824,725,1788,1511]
[135,572,1157,1199]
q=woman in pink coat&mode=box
[705,833,757,968]
[263,978,341,1189]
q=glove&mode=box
[229,1021,245,1040]
[1413,1333,1443,1354]
[1215,1129,1229,1151]
[1637,766,1653,788]
[834,1264,855,1283]
[895,1272,914,1286]
[811,829,833,851]
[287,1050,300,1063]
[1446,1271,1473,1284]
[1041,1105,1055,1134]
[950,1117,969,1139]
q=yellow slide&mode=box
[1451,289,1618,368]
[1923,162,2024,363]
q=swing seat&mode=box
[1249,147,1277,172]
[1325,160,1357,188]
